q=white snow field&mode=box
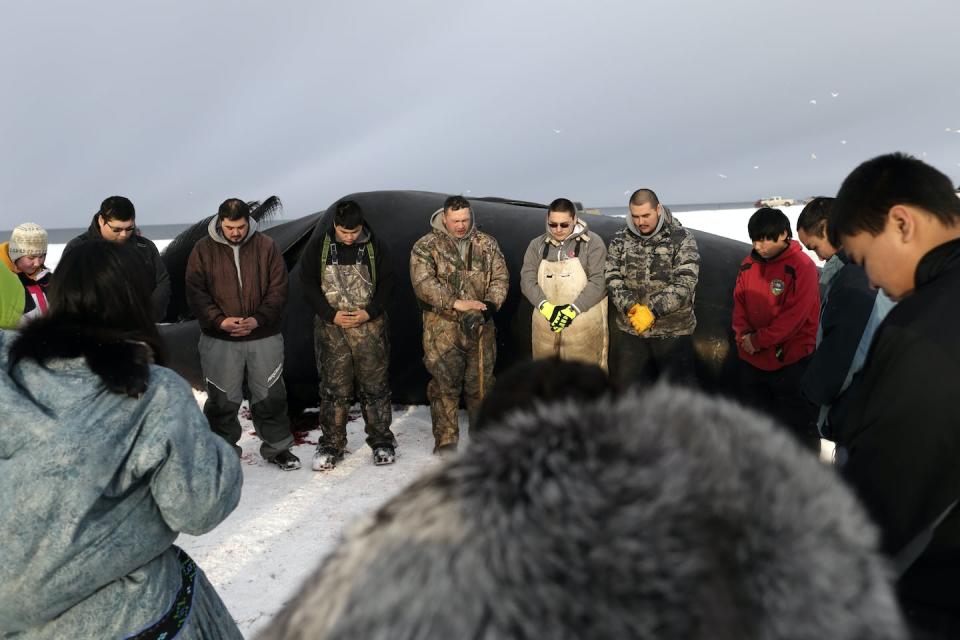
[45,205,832,637]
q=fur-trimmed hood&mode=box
[261,385,905,640]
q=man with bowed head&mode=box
[604,188,700,388]
[732,207,820,452]
[410,194,509,456]
[828,152,960,637]
[520,197,608,367]
[300,199,397,470]
[63,195,170,321]
[186,198,301,470]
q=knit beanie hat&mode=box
[8,223,48,261]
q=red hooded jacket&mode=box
[732,240,819,371]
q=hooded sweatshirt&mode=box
[732,239,819,371]
[410,208,509,315]
[185,217,288,341]
[604,206,700,337]
[520,217,607,312]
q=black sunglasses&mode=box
[548,222,571,229]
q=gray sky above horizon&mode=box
[2,0,959,229]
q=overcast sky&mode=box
[2,0,959,228]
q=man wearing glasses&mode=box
[520,198,608,368]
[63,195,170,321]
[605,188,700,389]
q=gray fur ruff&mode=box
[261,384,905,640]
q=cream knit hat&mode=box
[8,223,48,260]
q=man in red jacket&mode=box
[732,207,820,452]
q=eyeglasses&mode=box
[548,222,571,229]
[104,221,136,234]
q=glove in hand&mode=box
[539,301,562,325]
[550,304,578,332]
[460,310,484,340]
[627,304,655,334]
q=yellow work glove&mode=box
[539,301,562,325]
[627,304,655,334]
[551,304,579,332]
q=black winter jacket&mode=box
[800,252,877,437]
[837,238,960,626]
[299,218,395,323]
[63,216,171,322]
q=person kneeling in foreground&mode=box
[0,240,243,638]
[261,385,905,639]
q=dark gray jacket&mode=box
[63,215,171,321]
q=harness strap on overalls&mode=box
[321,232,377,288]
[541,237,583,259]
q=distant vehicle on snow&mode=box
[754,196,797,208]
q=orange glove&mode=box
[627,304,655,334]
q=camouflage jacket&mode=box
[410,209,509,319]
[604,207,700,337]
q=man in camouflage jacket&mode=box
[410,195,509,455]
[605,188,700,388]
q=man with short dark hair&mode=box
[829,152,960,636]
[795,197,893,439]
[604,188,700,388]
[185,198,300,470]
[63,196,170,321]
[300,199,397,470]
[410,195,509,456]
[520,197,608,367]
[732,207,820,452]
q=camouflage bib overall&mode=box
[315,241,393,453]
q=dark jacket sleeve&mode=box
[840,325,960,555]
[147,241,171,322]
[184,243,226,330]
[251,238,288,328]
[801,266,876,406]
[365,235,394,319]
[299,227,338,323]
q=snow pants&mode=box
[314,315,394,453]
[609,330,697,390]
[738,355,820,453]
[199,333,293,460]
[422,311,496,449]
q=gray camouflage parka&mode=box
[604,206,700,337]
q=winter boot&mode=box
[372,445,396,466]
[312,445,344,471]
[271,449,302,471]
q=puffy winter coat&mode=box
[185,217,288,341]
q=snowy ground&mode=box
[177,396,450,636]
[44,205,830,637]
